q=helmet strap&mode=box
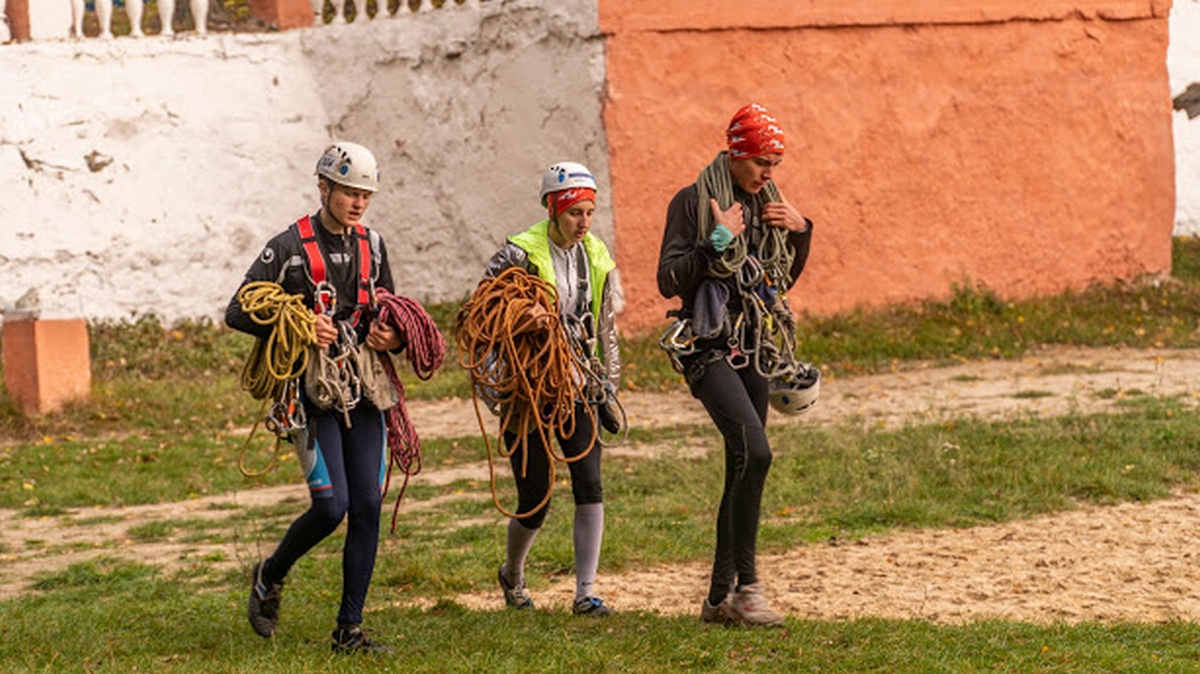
[548,215,569,249]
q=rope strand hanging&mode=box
[372,288,447,532]
[454,266,597,519]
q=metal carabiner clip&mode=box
[313,280,337,316]
[659,319,690,353]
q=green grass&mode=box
[2,559,1199,672]
[4,402,1200,671]
[5,238,1200,671]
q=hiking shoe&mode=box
[498,566,534,609]
[699,596,733,625]
[331,625,394,654]
[727,583,784,627]
[247,562,284,638]
[572,596,613,617]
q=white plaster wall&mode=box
[29,0,74,40]
[1171,0,1200,236]
[0,0,607,321]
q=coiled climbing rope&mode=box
[372,287,447,532]
[237,281,318,401]
[454,266,597,519]
[695,150,794,284]
[235,281,318,477]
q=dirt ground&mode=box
[5,345,1200,624]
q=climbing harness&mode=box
[455,266,597,519]
[562,311,627,440]
[293,215,375,424]
[235,281,318,477]
[372,287,447,532]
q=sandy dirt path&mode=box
[5,345,1200,624]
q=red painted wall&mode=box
[601,0,1176,333]
[248,0,312,30]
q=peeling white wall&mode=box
[3,0,1196,323]
[0,0,607,321]
[1171,0,1200,236]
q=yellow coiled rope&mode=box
[236,281,318,476]
[454,266,597,519]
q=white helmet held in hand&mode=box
[316,142,380,193]
[539,162,597,206]
[768,365,820,416]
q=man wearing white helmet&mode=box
[479,161,622,617]
[225,141,402,653]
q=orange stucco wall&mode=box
[601,0,1176,333]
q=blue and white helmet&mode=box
[316,141,379,193]
[539,161,596,206]
[768,365,820,416]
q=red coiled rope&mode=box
[373,288,447,532]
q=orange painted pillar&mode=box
[2,314,91,416]
[6,0,30,41]
[247,0,314,29]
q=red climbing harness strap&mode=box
[293,215,373,323]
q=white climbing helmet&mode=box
[539,162,597,206]
[315,141,380,193]
[768,366,821,416]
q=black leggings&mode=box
[262,402,386,627]
[690,357,772,603]
[504,401,603,530]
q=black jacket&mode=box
[225,212,395,341]
[657,183,812,317]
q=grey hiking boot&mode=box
[498,566,534,609]
[247,562,284,637]
[699,596,733,624]
[572,596,613,617]
[727,583,784,627]
[331,625,394,654]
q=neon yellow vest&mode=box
[508,219,615,324]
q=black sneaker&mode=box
[331,625,395,654]
[247,562,284,638]
[572,596,613,617]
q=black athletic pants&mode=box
[689,357,772,605]
[262,401,386,627]
[504,401,603,530]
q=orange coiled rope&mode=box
[373,288,447,532]
[454,266,597,519]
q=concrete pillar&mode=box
[2,313,91,416]
[27,0,73,40]
[1,2,11,42]
[248,0,313,29]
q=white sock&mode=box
[573,503,604,600]
[503,518,539,585]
